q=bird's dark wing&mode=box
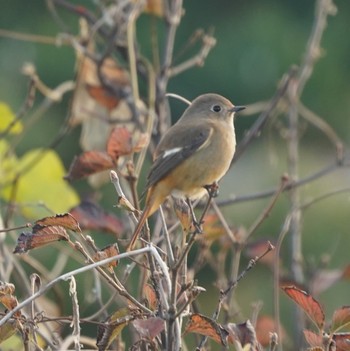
[146,125,212,189]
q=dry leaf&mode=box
[65,151,115,180]
[132,317,165,339]
[14,225,69,253]
[185,313,228,346]
[35,213,81,232]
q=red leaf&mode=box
[282,286,325,330]
[332,307,350,332]
[303,329,323,347]
[107,127,133,159]
[185,313,228,346]
[132,317,165,339]
[69,200,124,236]
[14,226,69,253]
[65,151,115,180]
[35,213,81,232]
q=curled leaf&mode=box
[14,225,69,253]
[35,213,81,232]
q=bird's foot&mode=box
[204,182,219,198]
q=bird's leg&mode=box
[204,181,219,198]
[185,197,203,234]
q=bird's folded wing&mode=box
[146,125,213,189]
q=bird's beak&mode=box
[231,105,246,113]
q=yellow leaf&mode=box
[0,140,18,185]
[0,102,23,134]
[1,149,79,219]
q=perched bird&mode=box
[127,93,245,250]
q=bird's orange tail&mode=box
[126,204,151,251]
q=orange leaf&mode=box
[282,286,325,330]
[93,244,119,270]
[185,313,228,346]
[35,213,81,232]
[65,151,115,180]
[86,84,120,110]
[14,225,69,253]
[144,284,158,310]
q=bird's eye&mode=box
[211,105,221,113]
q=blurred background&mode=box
[1,0,350,349]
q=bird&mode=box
[127,93,245,251]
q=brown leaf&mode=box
[93,244,119,270]
[332,307,350,333]
[132,317,165,339]
[282,286,325,330]
[65,151,115,180]
[226,320,261,350]
[143,284,157,310]
[69,200,124,236]
[14,225,69,253]
[303,329,323,348]
[35,213,81,232]
[202,213,226,241]
[96,307,133,351]
[107,127,133,159]
[86,84,120,111]
[107,127,148,160]
[0,282,15,296]
[333,333,350,351]
[185,313,228,346]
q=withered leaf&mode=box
[333,333,350,351]
[96,307,133,351]
[185,313,228,346]
[35,213,81,232]
[69,200,124,236]
[132,317,164,340]
[107,127,133,159]
[65,151,115,181]
[93,244,119,270]
[14,225,69,254]
[226,320,261,349]
[143,284,157,310]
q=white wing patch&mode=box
[162,147,183,159]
